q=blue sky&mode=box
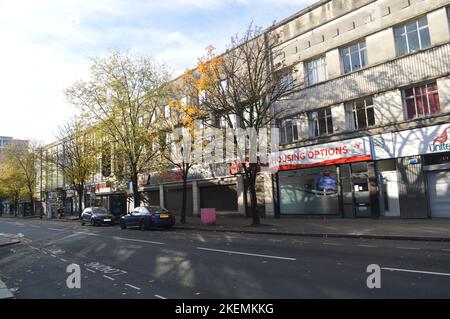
[0,0,314,143]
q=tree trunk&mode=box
[29,193,34,216]
[248,163,260,226]
[131,173,140,208]
[77,188,84,218]
[181,174,188,224]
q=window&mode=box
[280,118,300,144]
[403,82,440,120]
[447,7,450,31]
[345,97,375,130]
[309,107,333,137]
[340,40,368,74]
[280,70,294,90]
[394,17,431,56]
[306,56,327,86]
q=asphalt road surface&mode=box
[1,217,450,299]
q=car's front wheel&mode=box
[90,218,97,227]
[81,220,85,226]
[120,221,126,229]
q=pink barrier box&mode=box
[201,208,217,225]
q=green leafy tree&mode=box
[55,120,100,217]
[65,52,172,208]
[1,141,38,215]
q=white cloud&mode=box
[0,0,315,143]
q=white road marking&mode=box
[75,232,100,237]
[396,247,421,250]
[292,240,309,244]
[382,267,450,277]
[28,225,40,228]
[86,268,96,274]
[155,294,167,299]
[197,247,297,261]
[323,242,342,246]
[113,237,165,245]
[50,254,57,258]
[103,275,116,281]
[48,228,64,232]
[357,245,378,248]
[125,284,141,291]
[441,249,450,252]
[60,258,68,262]
[29,246,40,251]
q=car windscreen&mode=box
[91,208,108,214]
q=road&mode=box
[1,217,450,299]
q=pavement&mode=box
[172,216,450,242]
[0,279,13,299]
[0,234,21,248]
[2,214,450,242]
[0,233,18,299]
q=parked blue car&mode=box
[120,206,176,231]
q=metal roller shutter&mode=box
[164,188,193,215]
[200,185,238,212]
[428,171,450,218]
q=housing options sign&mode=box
[270,137,372,171]
[372,124,450,160]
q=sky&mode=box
[0,0,314,144]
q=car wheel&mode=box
[90,218,96,227]
[120,222,126,229]
[81,221,85,226]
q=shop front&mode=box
[271,137,376,218]
[373,123,450,219]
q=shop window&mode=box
[340,40,368,74]
[345,97,375,130]
[394,17,431,56]
[377,159,396,172]
[279,167,339,215]
[309,107,333,138]
[403,82,440,120]
[424,152,450,166]
[305,56,327,86]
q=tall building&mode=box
[270,0,450,219]
[0,136,28,162]
[146,0,450,220]
[40,0,450,220]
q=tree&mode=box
[65,52,172,208]
[0,165,27,216]
[55,120,100,217]
[161,89,206,224]
[1,141,39,215]
[183,25,295,225]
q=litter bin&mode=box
[201,208,216,225]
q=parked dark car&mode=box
[120,206,176,230]
[80,207,115,226]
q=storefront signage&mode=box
[148,163,231,185]
[372,124,450,160]
[270,137,371,171]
